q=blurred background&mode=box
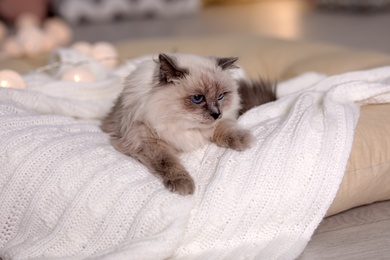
[0,0,390,60]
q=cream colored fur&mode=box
[101,53,253,195]
[120,54,241,151]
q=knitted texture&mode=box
[1,52,390,259]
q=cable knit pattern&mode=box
[1,50,390,259]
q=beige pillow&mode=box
[1,35,390,216]
[326,104,390,216]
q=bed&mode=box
[1,35,390,259]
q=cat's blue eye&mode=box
[218,93,225,101]
[191,95,204,104]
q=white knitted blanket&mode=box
[1,50,390,260]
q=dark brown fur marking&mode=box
[238,78,277,115]
[158,53,189,84]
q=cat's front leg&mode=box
[113,137,195,195]
[141,142,195,195]
[212,119,255,151]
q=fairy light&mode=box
[0,14,124,88]
[90,42,119,69]
[35,55,125,82]
[74,74,81,82]
[0,70,26,89]
[71,41,93,56]
[17,27,45,58]
[0,14,72,59]
[0,48,124,90]
[61,67,95,83]
[1,80,8,87]
[43,18,73,47]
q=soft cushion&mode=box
[327,104,390,216]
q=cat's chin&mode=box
[197,120,220,130]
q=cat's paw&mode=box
[164,175,195,195]
[225,128,255,151]
[213,120,255,151]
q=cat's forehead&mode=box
[182,69,236,96]
[170,53,238,92]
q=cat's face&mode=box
[177,68,238,125]
[150,53,241,129]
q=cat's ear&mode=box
[158,53,188,83]
[216,57,239,70]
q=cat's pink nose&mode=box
[211,112,221,120]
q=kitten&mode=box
[101,53,276,195]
